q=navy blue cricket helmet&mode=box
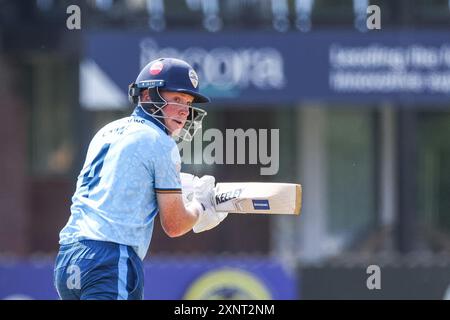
[128,58,210,104]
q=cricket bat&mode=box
[213,182,302,215]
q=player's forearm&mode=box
[161,201,201,238]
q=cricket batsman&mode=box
[54,58,228,300]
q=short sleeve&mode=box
[153,140,182,194]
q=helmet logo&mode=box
[149,61,164,75]
[189,69,199,88]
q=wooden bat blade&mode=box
[213,182,302,215]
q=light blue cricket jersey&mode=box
[59,106,182,260]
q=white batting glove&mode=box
[180,172,197,205]
[191,175,228,233]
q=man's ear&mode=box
[140,89,150,102]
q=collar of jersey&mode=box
[132,106,169,135]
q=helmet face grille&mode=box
[137,88,207,142]
[175,106,207,142]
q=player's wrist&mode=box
[187,198,204,219]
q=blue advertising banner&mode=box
[0,257,297,300]
[81,31,450,108]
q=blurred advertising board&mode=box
[0,257,297,300]
[81,31,450,110]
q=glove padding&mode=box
[180,173,228,233]
[180,172,197,205]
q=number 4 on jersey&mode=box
[80,143,111,198]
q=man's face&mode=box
[159,91,194,136]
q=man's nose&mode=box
[179,105,189,116]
